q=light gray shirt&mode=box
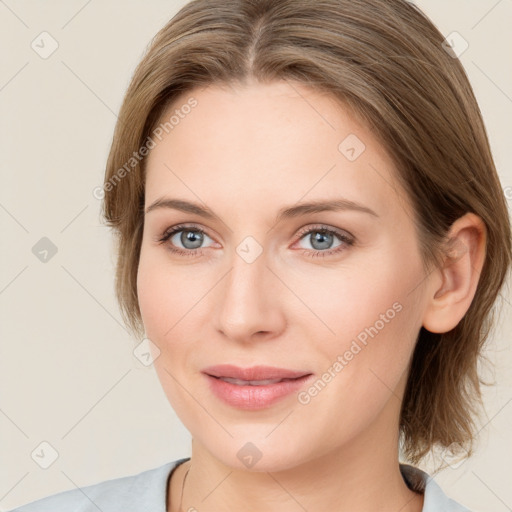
[7,458,473,511]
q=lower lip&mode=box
[204,374,313,410]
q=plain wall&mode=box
[1,1,511,511]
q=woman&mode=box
[9,0,511,511]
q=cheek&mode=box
[306,247,423,384]
[295,264,422,444]
[136,247,202,340]
[136,259,169,339]
[136,249,201,413]
[289,250,419,346]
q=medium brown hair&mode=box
[101,0,512,465]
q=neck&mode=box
[171,428,423,512]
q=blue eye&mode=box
[157,223,354,259]
[158,224,214,257]
[295,225,354,258]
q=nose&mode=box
[214,248,286,344]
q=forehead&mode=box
[144,80,412,224]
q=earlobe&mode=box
[422,213,487,334]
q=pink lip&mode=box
[202,365,313,410]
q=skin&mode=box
[137,79,487,512]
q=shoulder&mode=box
[6,458,188,512]
[400,464,474,512]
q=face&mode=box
[137,80,430,471]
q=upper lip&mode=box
[203,364,311,381]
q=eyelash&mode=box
[157,223,354,259]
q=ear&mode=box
[422,213,487,334]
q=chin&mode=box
[195,427,320,473]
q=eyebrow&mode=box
[144,197,379,222]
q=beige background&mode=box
[1,1,511,510]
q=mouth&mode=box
[202,364,313,410]
[202,364,311,381]
[212,376,302,386]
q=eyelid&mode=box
[157,222,215,244]
[294,223,354,242]
[157,223,352,243]
[157,222,355,258]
